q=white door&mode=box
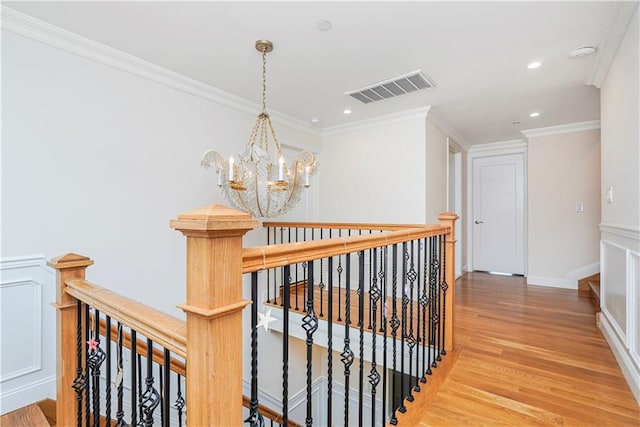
[472,154,524,274]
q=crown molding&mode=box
[0,6,318,137]
[468,139,527,154]
[585,2,639,88]
[520,120,601,140]
[321,106,431,136]
[425,108,470,151]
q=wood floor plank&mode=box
[418,272,640,426]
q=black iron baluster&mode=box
[141,339,160,426]
[84,304,90,427]
[368,244,373,330]
[130,330,137,423]
[406,242,417,401]
[441,233,449,356]
[159,364,164,426]
[389,244,400,425]
[295,228,300,311]
[398,242,408,414]
[368,248,381,426]
[72,301,86,427]
[327,256,333,426]
[282,265,291,425]
[246,272,264,427]
[302,261,318,427]
[341,253,353,427]
[358,250,365,427]
[337,229,343,322]
[88,309,106,427]
[267,226,271,305]
[434,236,442,363]
[115,322,125,427]
[105,315,112,425]
[302,229,307,308]
[414,242,422,393]
[382,246,388,424]
[427,237,435,374]
[420,237,430,384]
[175,374,185,426]
[137,353,143,425]
[163,349,170,427]
[431,236,440,367]
[319,229,325,318]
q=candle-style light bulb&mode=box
[278,156,285,181]
[304,165,311,187]
[228,156,235,182]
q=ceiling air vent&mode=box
[346,70,435,104]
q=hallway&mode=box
[419,272,640,425]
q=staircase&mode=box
[578,273,601,322]
[0,400,55,426]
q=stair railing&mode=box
[52,204,456,425]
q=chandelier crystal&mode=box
[201,39,318,218]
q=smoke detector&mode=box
[569,46,597,58]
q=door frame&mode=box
[447,138,464,278]
[466,140,528,274]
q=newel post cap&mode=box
[48,253,94,270]
[438,211,459,222]
[170,204,259,236]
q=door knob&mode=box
[475,220,484,224]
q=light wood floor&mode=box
[417,272,640,426]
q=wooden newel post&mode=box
[171,205,258,426]
[48,253,94,427]
[438,212,458,352]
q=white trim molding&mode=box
[0,6,317,137]
[526,276,573,289]
[520,120,601,140]
[601,310,640,404]
[321,106,431,136]
[601,223,640,241]
[0,255,56,415]
[585,2,640,88]
[426,108,470,151]
[467,139,527,155]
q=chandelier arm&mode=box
[254,163,265,217]
[266,117,284,159]
[283,162,301,208]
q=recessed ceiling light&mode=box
[317,20,332,32]
[527,61,542,70]
[343,109,352,115]
[310,117,320,124]
[529,112,540,118]
[569,46,597,59]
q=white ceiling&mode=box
[4,1,631,145]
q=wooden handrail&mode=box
[65,279,187,359]
[262,220,428,231]
[243,224,450,273]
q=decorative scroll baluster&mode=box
[431,236,440,367]
[302,260,318,427]
[295,229,300,311]
[406,242,417,402]
[341,253,353,427]
[368,248,381,426]
[246,272,264,427]
[115,322,125,427]
[72,301,86,427]
[433,236,442,363]
[389,245,400,425]
[398,243,408,414]
[141,339,160,426]
[282,265,291,425]
[420,237,430,383]
[414,243,422,393]
[381,246,388,423]
[440,233,449,356]
[105,315,112,425]
[303,229,307,307]
[175,374,185,426]
[358,251,365,426]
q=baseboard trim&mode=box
[526,275,575,289]
[0,376,56,415]
[600,311,640,404]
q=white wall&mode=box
[425,119,449,224]
[599,7,640,403]
[527,129,601,287]
[319,111,428,224]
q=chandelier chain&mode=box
[261,48,267,113]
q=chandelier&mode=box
[201,39,318,218]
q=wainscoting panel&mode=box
[0,256,56,415]
[600,224,640,404]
